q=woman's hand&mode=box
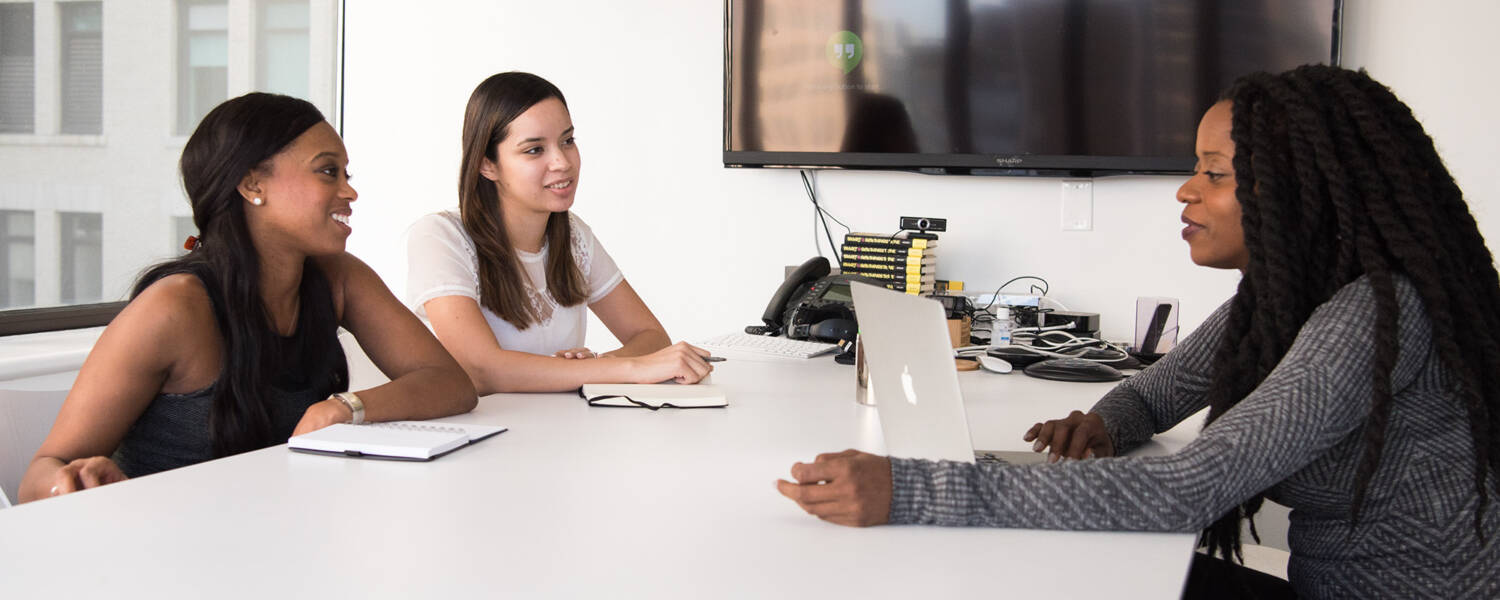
[48,456,128,497]
[291,397,354,437]
[776,449,892,527]
[623,341,713,384]
[1023,410,1114,462]
[553,347,596,360]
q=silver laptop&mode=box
[850,282,1046,465]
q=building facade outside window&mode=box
[257,0,307,99]
[57,210,100,304]
[58,1,101,134]
[0,2,34,134]
[176,0,227,136]
[0,0,339,325]
[0,210,36,308]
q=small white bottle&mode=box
[989,307,1012,348]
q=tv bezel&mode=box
[721,1,1344,178]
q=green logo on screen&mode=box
[827,31,863,74]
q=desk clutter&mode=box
[927,276,1152,383]
[972,309,1137,381]
[730,216,1175,386]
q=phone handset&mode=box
[748,256,830,336]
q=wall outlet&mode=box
[1061,179,1093,231]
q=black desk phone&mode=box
[750,256,880,342]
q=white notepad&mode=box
[288,421,507,461]
[579,384,727,409]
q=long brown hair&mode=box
[458,72,588,329]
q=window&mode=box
[59,1,103,135]
[0,1,339,335]
[58,211,102,304]
[0,2,34,134]
[177,0,228,135]
[257,0,308,98]
[0,210,35,308]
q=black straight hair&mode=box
[133,92,347,458]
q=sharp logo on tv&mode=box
[995,157,1024,167]
[826,30,863,74]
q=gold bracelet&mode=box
[331,391,365,424]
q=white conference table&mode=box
[0,354,1200,598]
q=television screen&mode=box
[724,0,1342,176]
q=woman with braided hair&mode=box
[776,64,1499,598]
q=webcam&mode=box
[900,216,947,232]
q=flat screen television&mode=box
[724,0,1343,177]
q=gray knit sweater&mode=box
[888,277,1499,598]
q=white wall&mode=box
[339,1,1495,352]
[340,2,1239,350]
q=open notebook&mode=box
[578,384,727,410]
[288,421,507,461]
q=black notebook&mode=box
[579,384,727,410]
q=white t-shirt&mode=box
[405,210,624,356]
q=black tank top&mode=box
[112,269,348,478]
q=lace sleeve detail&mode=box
[568,212,592,278]
[569,213,624,303]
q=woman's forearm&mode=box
[464,349,643,395]
[357,364,478,421]
[18,457,66,503]
[604,328,671,358]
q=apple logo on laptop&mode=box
[901,364,918,405]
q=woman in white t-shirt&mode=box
[406,72,712,394]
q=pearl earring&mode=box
[251,197,263,206]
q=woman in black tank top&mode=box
[18,93,476,502]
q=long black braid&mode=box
[1197,65,1500,563]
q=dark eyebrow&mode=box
[309,151,343,163]
[514,127,575,146]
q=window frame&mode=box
[0,300,125,335]
[0,0,345,338]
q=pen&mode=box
[704,356,726,362]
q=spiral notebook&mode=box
[288,421,507,461]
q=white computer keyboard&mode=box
[699,332,841,360]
